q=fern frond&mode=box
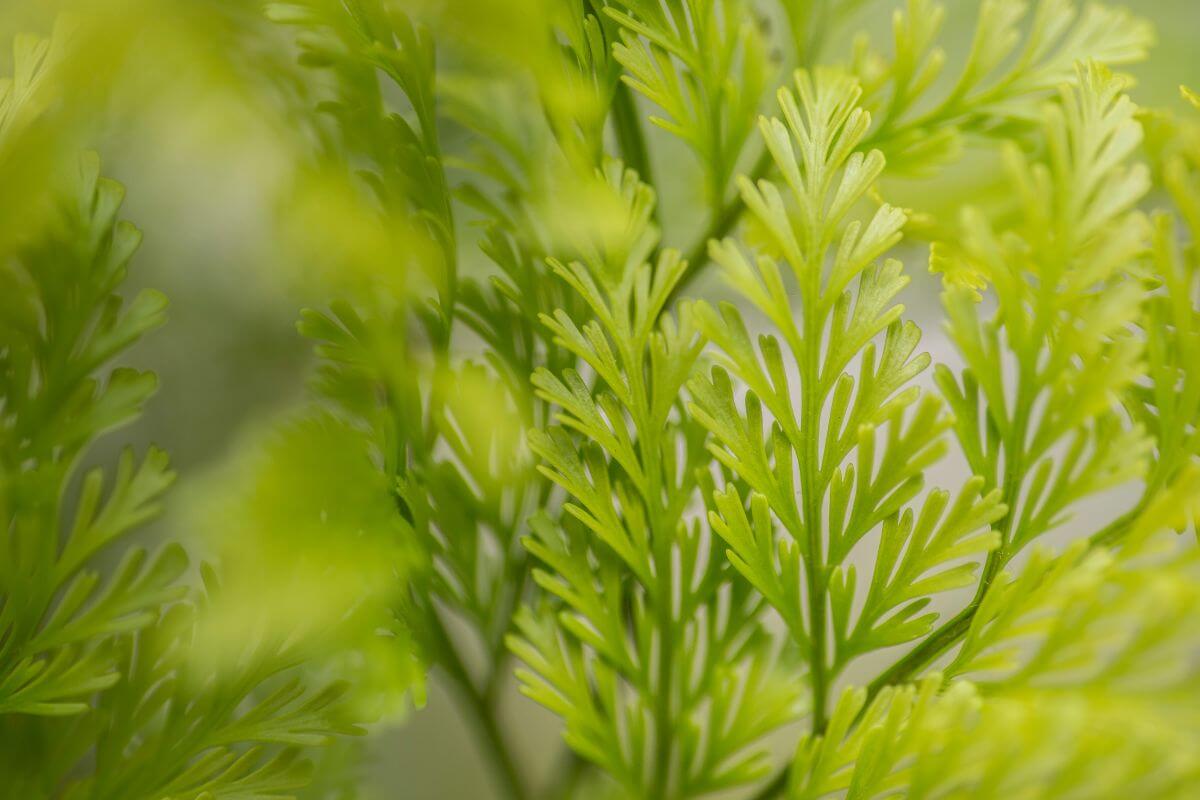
[790,478,1200,799]
[512,166,802,798]
[0,152,181,719]
[609,0,770,206]
[690,69,1001,727]
[1112,97,1200,543]
[933,63,1151,565]
[790,668,1200,800]
[82,595,361,800]
[947,473,1200,687]
[270,0,456,324]
[850,0,1154,175]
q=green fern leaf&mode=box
[690,69,1002,727]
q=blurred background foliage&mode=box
[1,0,1197,797]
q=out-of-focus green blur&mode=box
[1,0,1195,796]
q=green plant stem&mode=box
[857,496,1148,706]
[668,147,774,303]
[428,610,529,800]
[855,467,1150,713]
[749,360,1043,798]
[652,571,675,798]
[1090,500,1146,548]
[747,610,1001,796]
[543,749,587,800]
[1089,491,1152,546]
[745,599,996,800]
[801,260,829,734]
[861,364,1035,701]
[646,437,675,798]
[749,768,788,800]
[865,603,977,697]
[860,482,1150,699]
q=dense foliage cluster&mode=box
[1,1,1198,798]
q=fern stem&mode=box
[860,490,1150,700]
[647,433,675,797]
[748,768,789,800]
[543,749,588,800]
[668,147,773,303]
[866,603,977,696]
[801,302,830,734]
[746,600,984,800]
[428,609,529,800]
[863,359,1040,699]
[623,319,676,796]
[1089,504,1143,548]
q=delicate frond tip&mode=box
[717,67,905,319]
[744,68,895,267]
[567,158,662,289]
